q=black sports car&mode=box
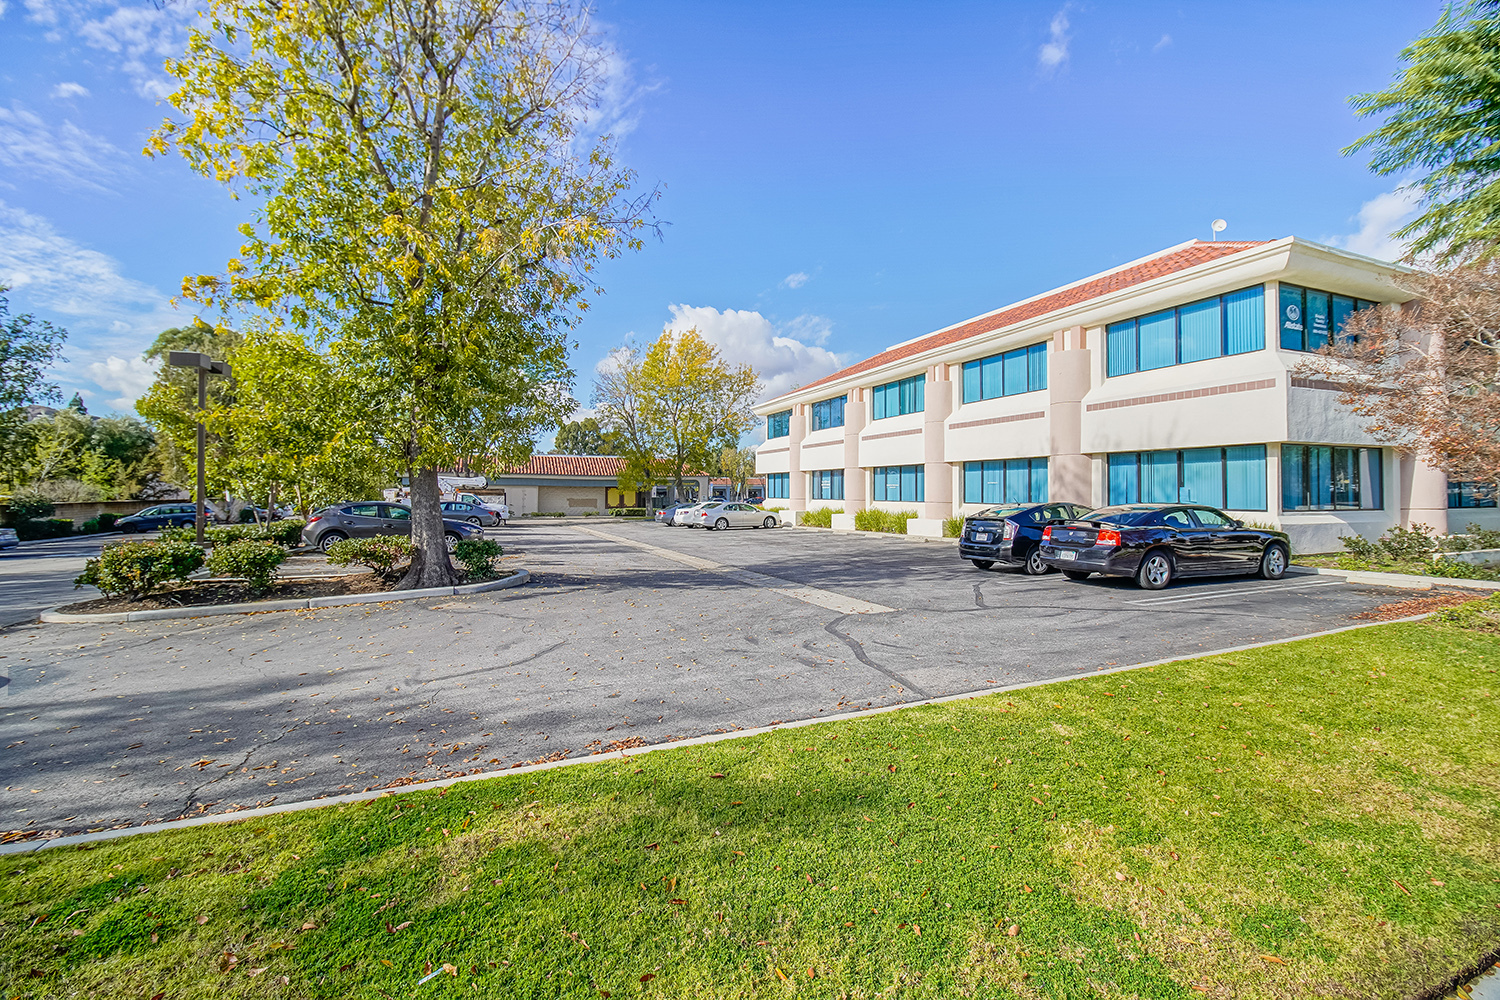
[958,501,1092,574]
[1037,504,1290,590]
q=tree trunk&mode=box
[397,466,459,589]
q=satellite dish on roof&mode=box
[1211,219,1227,240]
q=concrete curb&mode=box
[0,609,1437,855]
[36,569,531,624]
[789,524,959,544]
[1287,564,1500,592]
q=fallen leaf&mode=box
[733,850,744,856]
[644,843,659,851]
[710,773,725,779]
[1394,879,1411,895]
[380,959,393,967]
[640,973,656,983]
[386,921,412,933]
[731,800,744,806]
[1260,955,1287,965]
[1430,879,1445,886]
[1023,885,1032,893]
[774,968,788,982]
[443,963,458,976]
[888,765,897,772]
[301,921,317,931]
[807,967,816,978]
[196,914,209,925]
[219,952,239,973]
[1030,796,1043,805]
[1114,872,1126,881]
[1007,925,1020,937]
[247,967,267,977]
[670,899,686,905]
[913,924,921,936]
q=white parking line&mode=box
[568,525,896,614]
[1128,578,1346,607]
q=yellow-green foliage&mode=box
[798,507,839,528]
[855,508,916,533]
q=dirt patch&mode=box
[58,573,391,614]
[1351,590,1487,622]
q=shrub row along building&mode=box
[753,237,1499,552]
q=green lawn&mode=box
[3,613,1499,999]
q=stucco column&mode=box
[843,388,866,511]
[1049,325,1093,505]
[921,369,954,519]
[1399,452,1448,534]
[788,404,807,514]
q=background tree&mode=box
[0,286,67,470]
[1346,1,1500,264]
[718,445,756,500]
[551,416,618,455]
[135,319,242,500]
[595,328,761,502]
[151,0,649,587]
[7,410,160,501]
[1302,255,1500,493]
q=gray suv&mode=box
[302,502,484,553]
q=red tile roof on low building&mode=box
[767,239,1272,404]
[499,454,627,477]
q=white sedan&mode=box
[691,502,783,530]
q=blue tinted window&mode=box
[1107,447,1268,510]
[1027,343,1048,391]
[1107,453,1140,505]
[962,362,981,403]
[810,469,844,500]
[872,375,924,420]
[962,458,1048,504]
[1305,290,1330,351]
[1107,285,1266,376]
[1180,448,1224,505]
[1138,309,1177,371]
[1177,298,1222,365]
[959,343,1047,403]
[980,356,1002,399]
[1280,445,1381,510]
[766,472,789,499]
[1449,481,1498,508]
[1280,284,1305,350]
[1225,446,1267,510]
[811,395,846,431]
[1224,286,1265,354]
[1106,320,1137,378]
[873,465,925,503]
[767,410,790,438]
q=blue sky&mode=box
[0,0,1442,442]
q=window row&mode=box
[872,375,924,420]
[767,410,790,439]
[1280,445,1383,511]
[1108,446,1269,510]
[873,465,925,503]
[811,395,846,431]
[765,472,790,499]
[962,343,1047,403]
[1106,285,1264,378]
[1449,481,1497,509]
[809,469,844,501]
[1279,284,1379,353]
[962,458,1049,505]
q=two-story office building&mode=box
[753,237,1499,552]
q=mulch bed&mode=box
[58,573,391,614]
[1351,590,1489,622]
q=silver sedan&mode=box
[693,502,783,530]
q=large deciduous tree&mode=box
[150,0,649,587]
[595,328,760,502]
[550,415,617,454]
[0,286,67,456]
[1302,256,1500,493]
[1345,0,1500,264]
[135,320,243,499]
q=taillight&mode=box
[1003,520,1017,541]
[307,515,323,525]
[1096,528,1121,547]
[1042,525,1053,541]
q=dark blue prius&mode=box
[958,501,1092,574]
[1038,504,1289,590]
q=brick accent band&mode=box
[1291,377,1344,392]
[801,438,843,450]
[759,446,789,455]
[948,411,1046,431]
[860,427,924,443]
[1085,378,1276,412]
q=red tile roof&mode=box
[499,454,626,477]
[768,240,1272,404]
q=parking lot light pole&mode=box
[166,351,231,546]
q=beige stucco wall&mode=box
[536,486,606,514]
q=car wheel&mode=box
[1259,542,1289,580]
[318,530,348,553]
[1136,550,1174,590]
[445,532,460,552]
[1023,548,1050,575]
[970,559,994,570]
[467,516,481,525]
[763,516,777,528]
[714,517,729,530]
[1062,570,1091,581]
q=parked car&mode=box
[0,527,17,550]
[655,502,695,525]
[440,500,501,527]
[301,502,485,553]
[692,502,782,530]
[959,501,1092,573]
[117,503,199,533]
[1038,504,1290,590]
[671,502,715,527]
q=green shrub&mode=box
[1339,533,1380,559]
[523,511,565,517]
[159,526,196,543]
[205,539,287,594]
[611,508,649,518]
[74,539,206,600]
[453,538,504,579]
[261,519,306,546]
[1381,523,1437,561]
[204,524,262,544]
[798,507,840,528]
[204,519,306,547]
[8,493,55,522]
[16,518,74,541]
[943,515,964,538]
[97,512,119,532]
[324,536,412,577]
[1441,523,1500,552]
[854,508,916,533]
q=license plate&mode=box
[973,532,991,542]
[1057,550,1077,561]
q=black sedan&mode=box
[959,501,1092,574]
[1037,504,1289,590]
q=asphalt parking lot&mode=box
[0,518,1436,838]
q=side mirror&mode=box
[1232,519,1244,529]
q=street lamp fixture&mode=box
[166,351,232,546]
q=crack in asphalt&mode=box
[823,615,930,699]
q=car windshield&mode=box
[972,505,1027,519]
[1078,505,1160,526]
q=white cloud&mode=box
[1038,6,1071,72]
[0,200,183,410]
[0,102,122,191]
[85,354,157,410]
[0,1,10,18]
[50,81,90,99]
[781,271,809,289]
[1326,184,1422,263]
[77,3,188,99]
[662,304,847,403]
[1152,34,1172,53]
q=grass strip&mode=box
[2,618,1498,998]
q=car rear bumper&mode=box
[1039,544,1141,577]
[958,539,1020,563]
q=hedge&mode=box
[74,539,205,600]
[854,508,916,534]
[205,539,287,594]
